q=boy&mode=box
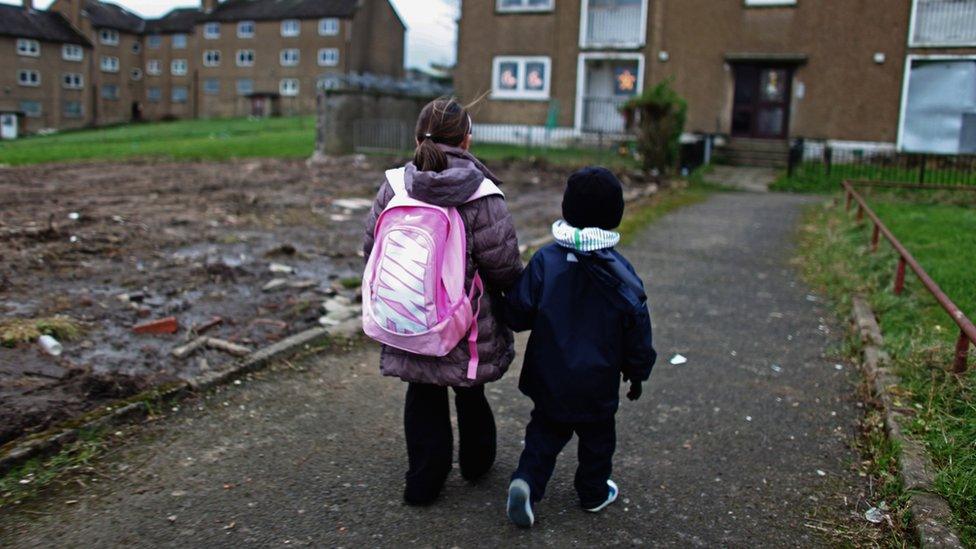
[503,167,656,527]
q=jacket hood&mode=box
[404,144,502,207]
[552,220,620,252]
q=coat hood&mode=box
[404,145,502,207]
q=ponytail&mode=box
[412,97,472,173]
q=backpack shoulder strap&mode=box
[464,178,504,204]
[385,167,408,197]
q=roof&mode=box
[0,4,91,45]
[83,0,146,33]
[145,8,200,34]
[201,0,358,22]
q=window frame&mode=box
[281,19,301,37]
[319,18,340,36]
[172,85,189,103]
[237,21,256,39]
[63,100,83,118]
[171,59,188,76]
[236,49,255,67]
[16,38,41,57]
[17,69,41,87]
[317,48,340,67]
[280,48,300,67]
[236,78,254,96]
[909,0,976,47]
[743,0,797,5]
[279,78,300,97]
[490,56,552,101]
[62,44,84,62]
[99,29,119,46]
[147,86,162,102]
[62,72,84,89]
[204,22,221,39]
[101,84,119,100]
[171,33,188,49]
[147,59,162,76]
[495,0,554,13]
[100,55,120,73]
[203,78,220,95]
[147,34,162,49]
[203,49,221,67]
[20,100,42,118]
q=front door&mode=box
[0,114,17,140]
[731,65,793,139]
[251,97,265,117]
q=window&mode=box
[131,41,141,54]
[131,68,143,81]
[236,49,255,66]
[16,39,40,57]
[280,78,299,96]
[319,17,339,35]
[203,50,221,67]
[100,56,119,73]
[17,69,41,87]
[238,21,255,38]
[62,44,84,61]
[20,100,41,118]
[318,48,339,67]
[204,78,220,95]
[172,86,189,103]
[280,48,300,66]
[147,34,162,49]
[496,0,553,12]
[63,100,83,118]
[147,59,161,75]
[491,56,550,100]
[101,85,119,100]
[172,33,187,49]
[236,78,253,95]
[171,59,188,76]
[901,58,976,153]
[911,0,976,47]
[744,0,796,5]
[99,29,119,45]
[147,87,162,102]
[62,72,84,89]
[204,22,220,39]
[281,19,300,37]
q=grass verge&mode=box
[772,163,976,194]
[797,191,976,544]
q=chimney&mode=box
[66,0,83,28]
[202,0,218,13]
[23,0,33,11]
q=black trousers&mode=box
[512,408,616,508]
[403,382,497,505]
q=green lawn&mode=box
[799,192,976,543]
[0,116,316,165]
[0,116,640,169]
[773,162,976,194]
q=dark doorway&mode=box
[731,65,793,139]
[131,101,143,122]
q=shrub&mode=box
[621,79,687,176]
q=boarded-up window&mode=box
[902,59,976,154]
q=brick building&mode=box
[456,0,976,156]
[1,0,405,136]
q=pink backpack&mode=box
[362,167,503,380]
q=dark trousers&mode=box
[403,382,497,505]
[512,408,616,508]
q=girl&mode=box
[363,98,522,505]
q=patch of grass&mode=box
[339,277,361,290]
[0,316,83,347]
[773,163,976,194]
[0,116,315,166]
[0,428,107,508]
[797,193,976,544]
[618,181,711,245]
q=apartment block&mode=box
[1,0,405,137]
[456,0,976,155]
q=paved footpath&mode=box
[0,193,878,547]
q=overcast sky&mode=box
[1,0,458,69]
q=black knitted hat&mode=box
[561,166,625,230]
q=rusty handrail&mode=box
[842,180,975,372]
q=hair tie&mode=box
[424,133,432,138]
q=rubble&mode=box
[132,317,179,335]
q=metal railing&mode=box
[788,140,976,186]
[912,0,976,46]
[842,180,975,372]
[581,96,629,133]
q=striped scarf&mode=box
[551,219,621,252]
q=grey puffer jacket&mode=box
[363,146,523,387]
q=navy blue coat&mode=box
[503,243,656,422]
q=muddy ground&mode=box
[0,156,620,447]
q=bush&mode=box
[621,79,687,176]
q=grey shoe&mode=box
[507,479,534,527]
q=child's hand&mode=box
[627,381,642,401]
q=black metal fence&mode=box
[787,139,976,186]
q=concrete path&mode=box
[703,165,780,192]
[0,193,877,547]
